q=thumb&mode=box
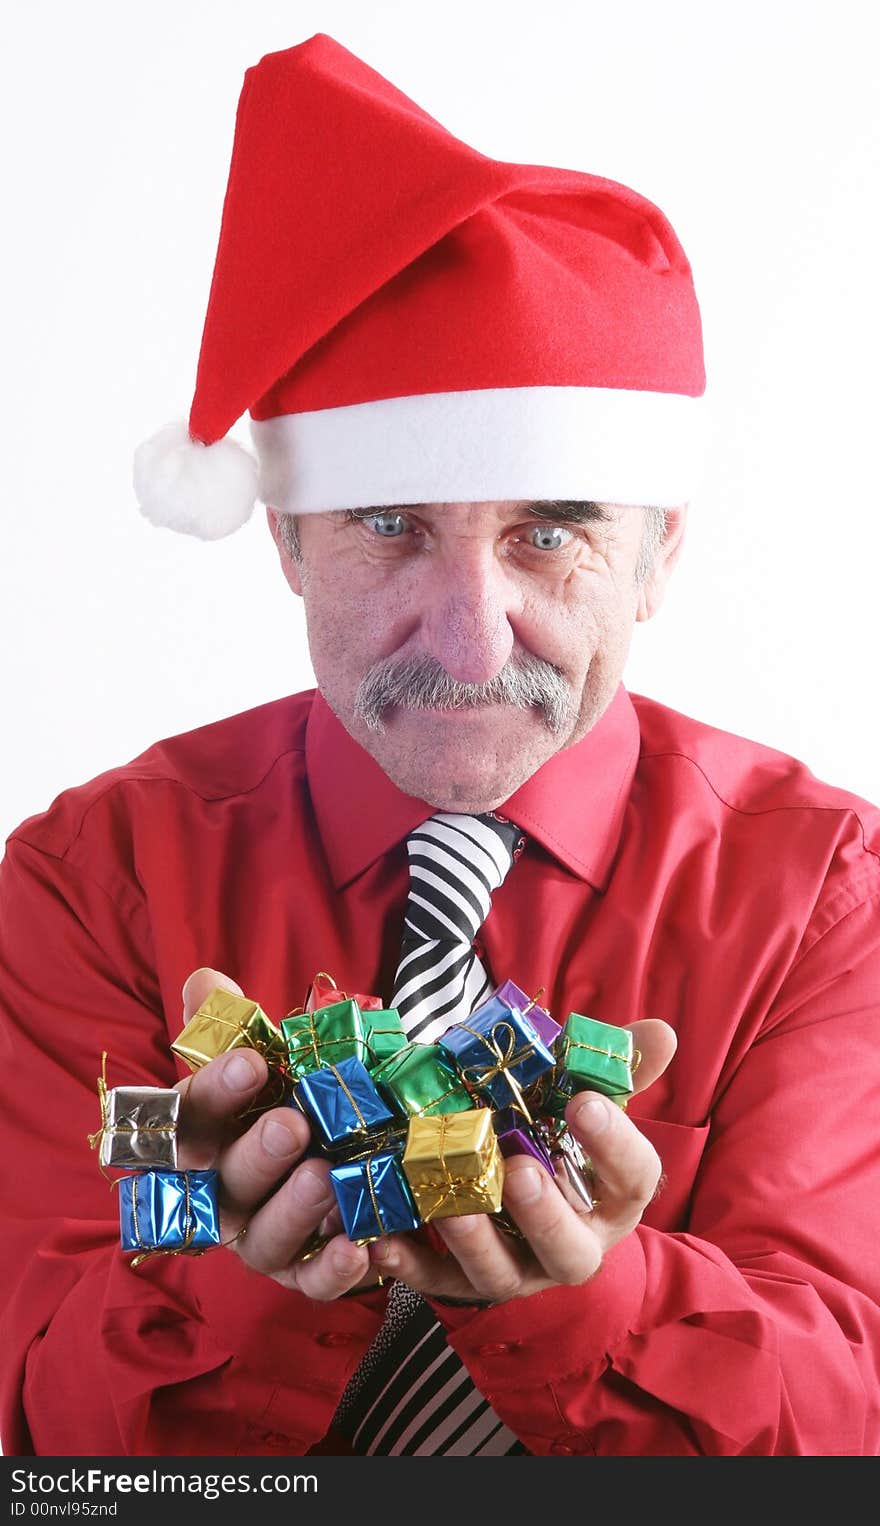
[181,966,246,1021]
[625,1018,677,1096]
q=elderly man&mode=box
[0,34,878,1459]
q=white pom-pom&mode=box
[133,420,259,540]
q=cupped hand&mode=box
[173,967,372,1298]
[365,1017,677,1303]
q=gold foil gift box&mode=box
[171,987,286,1072]
[402,1107,504,1223]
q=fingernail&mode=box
[371,1238,397,1266]
[505,1165,542,1205]
[261,1118,299,1158]
[573,1095,610,1133]
[294,1166,333,1207]
[223,1053,258,1091]
[333,1243,365,1277]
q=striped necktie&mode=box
[334,811,529,1456]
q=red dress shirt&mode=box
[1,684,878,1456]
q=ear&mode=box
[266,506,303,596]
[636,505,688,622]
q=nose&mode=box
[418,543,517,684]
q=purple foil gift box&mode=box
[493,1105,555,1175]
[491,979,562,1051]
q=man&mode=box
[0,33,878,1457]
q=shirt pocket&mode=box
[633,1116,710,1232]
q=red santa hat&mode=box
[133,33,705,540]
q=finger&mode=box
[236,1157,339,1276]
[374,1209,530,1303]
[626,1018,677,1095]
[214,1104,312,1214]
[181,966,245,1020]
[175,1048,269,1167]
[567,1090,662,1230]
[502,1155,602,1285]
[368,1230,473,1300]
[292,1233,372,1301]
[433,1211,532,1302]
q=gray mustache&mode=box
[354,652,573,734]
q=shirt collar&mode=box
[305,683,640,893]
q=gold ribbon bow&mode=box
[418,1114,500,1222]
[86,1050,111,1155]
[457,1020,537,1124]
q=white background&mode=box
[1,0,878,847]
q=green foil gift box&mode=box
[281,998,368,1081]
[361,1007,408,1069]
[544,1013,636,1116]
[372,1042,473,1119]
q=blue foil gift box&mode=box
[330,1147,421,1242]
[439,997,556,1111]
[294,1056,396,1150]
[118,1169,220,1253]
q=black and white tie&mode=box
[335,811,529,1456]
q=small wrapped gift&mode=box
[439,998,555,1112]
[330,1147,421,1242]
[281,999,367,1081]
[493,1105,555,1176]
[305,971,386,1013]
[294,1057,396,1150]
[372,1043,473,1119]
[540,1120,596,1212]
[490,980,562,1051]
[171,987,285,1072]
[546,1013,635,1114]
[118,1169,221,1253]
[96,1086,180,1170]
[402,1108,504,1223]
[360,1007,408,1068]
[87,1053,180,1172]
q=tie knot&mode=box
[402,811,525,948]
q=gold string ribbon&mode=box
[87,1053,175,1181]
[416,1114,500,1222]
[327,1064,368,1133]
[285,1010,363,1072]
[129,1172,198,1268]
[182,1010,285,1065]
[373,1050,466,1117]
[566,1036,632,1066]
[364,1026,406,1062]
[456,1020,537,1124]
[355,1155,388,1246]
[564,1036,641,1091]
[86,1050,111,1153]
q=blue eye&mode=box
[366,511,408,537]
[528,524,571,550]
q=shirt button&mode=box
[476,1340,520,1356]
[316,1330,354,1347]
[550,1440,576,1455]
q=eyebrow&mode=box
[345,500,616,524]
[522,500,616,525]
